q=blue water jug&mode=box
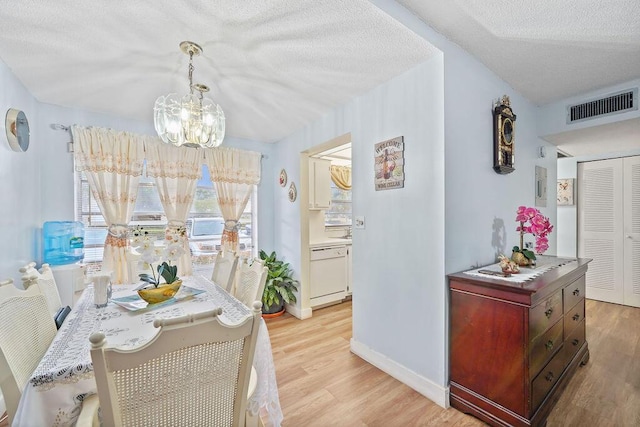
[43,221,85,265]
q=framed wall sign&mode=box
[557,178,575,205]
[374,136,404,191]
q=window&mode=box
[325,181,352,227]
[76,163,257,275]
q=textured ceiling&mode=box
[398,0,640,106]
[0,1,437,142]
[1,1,638,150]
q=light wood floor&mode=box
[267,299,640,427]
[2,299,636,427]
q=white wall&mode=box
[0,58,44,284]
[537,79,640,138]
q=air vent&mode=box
[567,88,637,124]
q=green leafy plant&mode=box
[259,250,298,313]
[139,261,179,287]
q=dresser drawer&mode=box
[530,319,563,379]
[564,299,585,336]
[530,290,563,340]
[532,349,566,411]
[563,276,585,313]
[564,319,586,364]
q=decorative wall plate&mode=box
[279,168,288,187]
[288,182,297,202]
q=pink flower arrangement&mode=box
[516,206,553,255]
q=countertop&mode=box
[309,238,352,248]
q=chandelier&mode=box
[154,41,225,148]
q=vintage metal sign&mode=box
[374,136,404,191]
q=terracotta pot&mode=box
[137,280,182,304]
[262,307,286,319]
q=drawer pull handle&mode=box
[545,340,554,350]
[573,289,580,296]
[545,372,555,382]
[572,314,580,321]
[545,307,554,318]
[572,339,580,346]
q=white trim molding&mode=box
[285,304,312,320]
[350,338,449,408]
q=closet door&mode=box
[578,159,624,304]
[623,156,640,308]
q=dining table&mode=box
[12,275,283,427]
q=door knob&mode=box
[626,235,633,239]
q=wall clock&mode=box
[5,108,30,152]
[492,95,516,174]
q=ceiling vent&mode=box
[567,88,637,124]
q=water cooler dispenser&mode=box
[42,221,87,307]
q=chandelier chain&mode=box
[188,52,194,95]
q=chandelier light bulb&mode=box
[154,41,225,148]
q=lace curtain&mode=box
[72,126,146,284]
[204,147,262,252]
[144,139,204,276]
[330,165,352,190]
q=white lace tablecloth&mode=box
[463,256,576,283]
[13,275,283,427]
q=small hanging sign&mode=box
[374,136,404,191]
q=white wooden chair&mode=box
[88,302,263,427]
[19,262,63,318]
[211,250,239,293]
[0,279,57,425]
[234,258,268,309]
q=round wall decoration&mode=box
[5,108,30,152]
[279,168,288,187]
[288,182,297,202]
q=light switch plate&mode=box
[354,216,365,229]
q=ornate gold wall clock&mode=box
[493,95,516,174]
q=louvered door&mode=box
[623,156,640,307]
[578,156,640,308]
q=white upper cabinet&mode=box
[309,158,331,210]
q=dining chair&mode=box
[234,258,268,309]
[88,301,263,427]
[19,262,63,318]
[211,250,239,293]
[0,278,57,425]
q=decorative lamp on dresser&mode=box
[448,256,591,427]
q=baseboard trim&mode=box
[350,338,449,408]
[285,304,312,320]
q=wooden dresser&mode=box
[448,257,591,426]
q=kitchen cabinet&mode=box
[447,257,591,427]
[309,158,331,210]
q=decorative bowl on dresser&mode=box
[448,256,591,427]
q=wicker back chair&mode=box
[211,250,239,293]
[89,302,262,426]
[233,258,268,309]
[20,262,63,317]
[0,279,57,424]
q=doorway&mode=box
[299,133,353,318]
[578,155,640,307]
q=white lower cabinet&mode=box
[309,245,347,307]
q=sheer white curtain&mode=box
[144,139,204,276]
[72,126,146,284]
[204,147,261,252]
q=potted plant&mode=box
[259,250,298,317]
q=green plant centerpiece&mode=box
[259,250,298,315]
[131,226,185,304]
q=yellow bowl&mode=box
[137,280,182,304]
